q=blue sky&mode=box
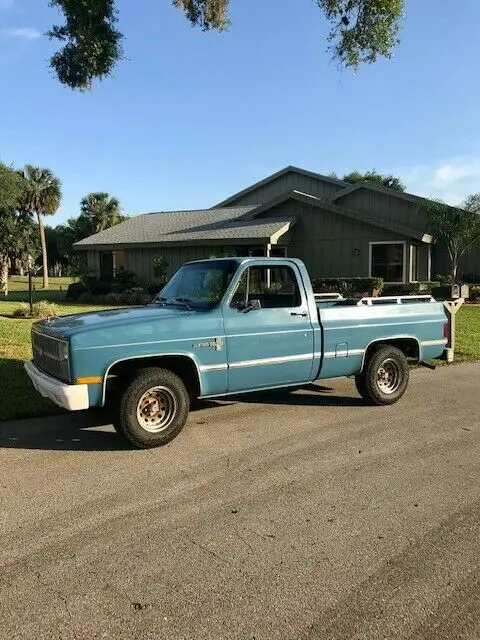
[1,0,480,225]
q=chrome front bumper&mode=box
[24,361,89,411]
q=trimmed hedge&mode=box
[77,288,152,306]
[311,277,383,297]
[381,281,440,296]
[66,282,86,300]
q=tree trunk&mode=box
[37,209,49,288]
[452,256,458,283]
[0,255,9,295]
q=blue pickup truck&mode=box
[25,258,447,448]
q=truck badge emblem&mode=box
[193,337,224,351]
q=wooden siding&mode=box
[336,188,426,234]
[124,246,221,281]
[86,250,100,273]
[85,199,431,283]
[265,202,429,281]
[433,244,480,280]
[227,170,342,206]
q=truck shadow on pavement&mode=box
[0,385,364,452]
[229,383,365,407]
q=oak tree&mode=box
[47,0,404,90]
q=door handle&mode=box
[291,311,308,317]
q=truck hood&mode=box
[33,304,197,340]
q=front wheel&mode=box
[355,345,409,406]
[114,367,190,449]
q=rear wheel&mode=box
[355,345,409,406]
[114,367,190,448]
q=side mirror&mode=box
[241,298,261,313]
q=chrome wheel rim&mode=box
[136,386,177,433]
[376,358,401,394]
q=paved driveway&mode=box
[0,364,479,639]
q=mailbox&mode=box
[450,284,460,299]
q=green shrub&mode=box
[435,274,455,286]
[311,277,383,297]
[120,288,151,305]
[469,285,480,301]
[114,266,137,290]
[80,275,113,295]
[66,281,86,300]
[153,257,169,283]
[104,292,123,305]
[147,282,163,296]
[12,301,59,319]
[77,292,97,304]
[381,281,440,296]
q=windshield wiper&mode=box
[173,297,192,310]
[153,296,168,304]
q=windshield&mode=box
[153,259,239,309]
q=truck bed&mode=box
[314,295,447,380]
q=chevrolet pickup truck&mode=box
[25,258,448,448]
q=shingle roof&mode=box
[74,206,295,248]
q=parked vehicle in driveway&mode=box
[25,258,448,448]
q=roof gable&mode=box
[243,190,432,243]
[214,165,349,208]
[329,182,426,205]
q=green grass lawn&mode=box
[3,275,76,303]
[452,305,480,362]
[0,296,120,422]
[1,299,480,423]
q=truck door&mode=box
[223,262,314,392]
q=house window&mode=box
[370,242,406,283]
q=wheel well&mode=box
[363,338,419,368]
[104,356,201,405]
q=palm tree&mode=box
[21,166,62,288]
[0,209,38,295]
[80,192,124,235]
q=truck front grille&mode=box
[32,330,71,383]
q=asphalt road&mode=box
[0,363,479,640]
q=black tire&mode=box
[354,373,368,399]
[114,367,190,449]
[355,345,409,406]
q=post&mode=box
[266,243,272,289]
[28,255,33,315]
[442,298,464,362]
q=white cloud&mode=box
[0,26,41,40]
[401,158,480,206]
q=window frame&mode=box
[369,241,408,284]
[409,244,419,283]
[228,263,303,311]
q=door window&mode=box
[230,265,301,310]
